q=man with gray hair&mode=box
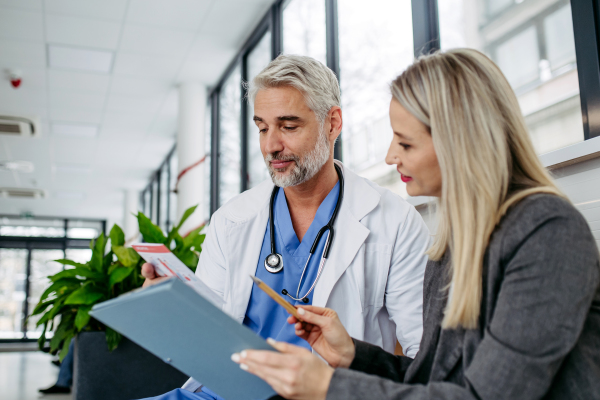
[141,54,430,400]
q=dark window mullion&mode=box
[571,0,600,139]
[411,0,440,56]
[326,0,343,161]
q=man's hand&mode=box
[141,263,170,288]
[288,306,355,368]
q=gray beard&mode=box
[264,129,330,188]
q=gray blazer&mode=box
[327,194,600,400]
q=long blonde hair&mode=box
[391,49,564,329]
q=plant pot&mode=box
[73,331,189,400]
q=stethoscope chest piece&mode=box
[264,253,284,273]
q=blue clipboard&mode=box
[90,278,276,400]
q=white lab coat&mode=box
[182,161,430,393]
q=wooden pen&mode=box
[249,275,303,322]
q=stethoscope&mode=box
[264,163,344,303]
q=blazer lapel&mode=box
[312,162,380,307]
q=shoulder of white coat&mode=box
[354,173,417,223]
[213,179,273,224]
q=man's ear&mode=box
[328,106,342,142]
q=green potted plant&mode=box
[30,205,205,400]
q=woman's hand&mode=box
[289,306,355,368]
[232,339,334,400]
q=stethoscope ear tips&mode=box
[302,298,309,304]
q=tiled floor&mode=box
[0,351,72,400]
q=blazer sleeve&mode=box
[385,205,430,357]
[348,340,414,382]
[327,213,600,400]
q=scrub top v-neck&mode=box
[243,182,340,349]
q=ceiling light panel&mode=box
[48,45,113,73]
[52,122,98,138]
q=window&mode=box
[338,0,414,195]
[219,65,242,207]
[27,250,64,336]
[204,102,212,221]
[160,162,169,232]
[439,0,583,154]
[67,220,102,239]
[247,31,272,189]
[151,178,159,224]
[283,0,327,64]
[0,216,104,340]
[169,152,178,226]
[0,249,27,339]
[143,187,151,217]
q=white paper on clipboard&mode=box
[132,243,223,308]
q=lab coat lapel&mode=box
[222,181,273,322]
[312,162,380,307]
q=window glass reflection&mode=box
[247,31,272,189]
[283,0,326,64]
[27,250,64,336]
[495,27,539,88]
[338,0,414,197]
[0,249,28,339]
[204,101,212,220]
[169,153,178,226]
[219,65,242,207]
[439,0,582,154]
[160,163,169,231]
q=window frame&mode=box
[145,0,600,221]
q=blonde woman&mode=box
[231,49,600,399]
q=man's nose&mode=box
[263,128,284,155]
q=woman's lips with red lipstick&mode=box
[400,173,413,183]
[271,160,293,169]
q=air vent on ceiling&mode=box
[0,187,46,199]
[0,116,39,137]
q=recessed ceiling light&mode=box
[53,164,92,174]
[48,44,114,74]
[52,122,98,138]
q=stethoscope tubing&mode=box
[265,164,344,302]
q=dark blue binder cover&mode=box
[90,278,276,400]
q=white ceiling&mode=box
[0,0,273,227]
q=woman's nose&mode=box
[385,144,400,166]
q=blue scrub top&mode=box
[243,182,340,349]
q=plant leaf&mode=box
[176,205,198,231]
[75,305,92,331]
[137,212,166,243]
[50,318,69,353]
[105,327,122,352]
[182,226,202,249]
[112,246,140,268]
[54,259,89,269]
[58,333,74,362]
[50,267,103,282]
[37,322,47,350]
[109,224,125,247]
[64,283,105,305]
[109,266,134,288]
[175,250,199,271]
[37,278,81,304]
